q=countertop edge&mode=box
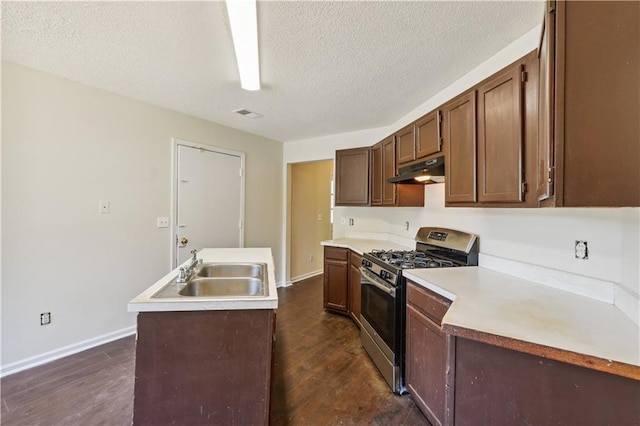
[442,323,640,381]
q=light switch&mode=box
[99,201,110,214]
[157,217,169,228]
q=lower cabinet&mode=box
[454,338,640,425]
[323,246,349,313]
[324,246,362,327]
[405,281,453,426]
[348,251,362,327]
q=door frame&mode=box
[171,138,246,268]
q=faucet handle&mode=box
[190,249,198,260]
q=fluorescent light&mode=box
[226,0,260,91]
[414,175,432,182]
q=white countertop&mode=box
[321,238,412,255]
[128,248,278,312]
[403,267,640,371]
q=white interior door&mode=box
[175,143,244,266]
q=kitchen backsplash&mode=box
[333,183,640,325]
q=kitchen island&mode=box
[128,248,278,426]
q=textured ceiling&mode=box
[2,1,544,142]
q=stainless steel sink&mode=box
[197,263,265,279]
[152,262,268,299]
[179,277,265,297]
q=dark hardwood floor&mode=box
[1,275,429,425]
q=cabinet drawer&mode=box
[407,281,452,325]
[325,246,349,261]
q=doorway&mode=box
[172,138,245,267]
[289,160,333,282]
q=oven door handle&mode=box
[360,267,396,297]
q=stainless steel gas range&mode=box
[359,227,479,394]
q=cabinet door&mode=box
[335,147,370,206]
[444,91,477,203]
[348,253,362,327]
[406,304,448,426]
[323,259,348,312]
[382,137,396,205]
[477,64,524,203]
[536,1,555,202]
[370,143,383,206]
[415,110,442,159]
[396,125,416,165]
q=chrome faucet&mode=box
[176,249,200,283]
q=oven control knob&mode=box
[380,270,388,279]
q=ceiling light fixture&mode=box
[225,0,260,91]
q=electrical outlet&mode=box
[309,254,314,262]
[317,214,322,221]
[40,312,51,325]
[157,217,169,228]
[575,240,588,260]
[349,218,354,226]
[405,221,410,231]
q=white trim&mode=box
[0,326,137,378]
[171,138,246,268]
[290,269,323,284]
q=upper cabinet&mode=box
[415,110,442,160]
[444,91,477,204]
[537,0,640,207]
[397,111,443,167]
[370,142,383,206]
[445,51,539,207]
[335,147,370,206]
[371,136,424,207]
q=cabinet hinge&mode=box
[547,167,555,184]
[438,111,443,123]
[521,182,528,195]
[521,71,528,82]
[438,138,443,151]
[548,0,555,13]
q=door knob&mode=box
[180,237,189,247]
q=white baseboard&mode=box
[278,280,293,288]
[291,269,323,284]
[0,325,137,378]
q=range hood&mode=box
[388,156,445,184]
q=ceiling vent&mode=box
[233,108,263,119]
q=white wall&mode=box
[1,61,283,370]
[282,27,640,321]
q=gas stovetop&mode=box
[361,227,479,286]
[369,249,455,269]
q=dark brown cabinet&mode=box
[370,143,383,206]
[443,91,477,204]
[454,337,640,425]
[335,147,370,206]
[382,137,396,205]
[477,64,524,203]
[323,246,349,313]
[415,110,442,160]
[370,137,424,207]
[348,251,362,327]
[405,281,454,426]
[396,125,416,165]
[537,0,640,207]
[397,111,442,167]
[445,50,539,207]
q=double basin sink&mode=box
[153,262,267,299]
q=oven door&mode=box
[360,267,397,360]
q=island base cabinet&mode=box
[453,338,640,425]
[133,310,274,426]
